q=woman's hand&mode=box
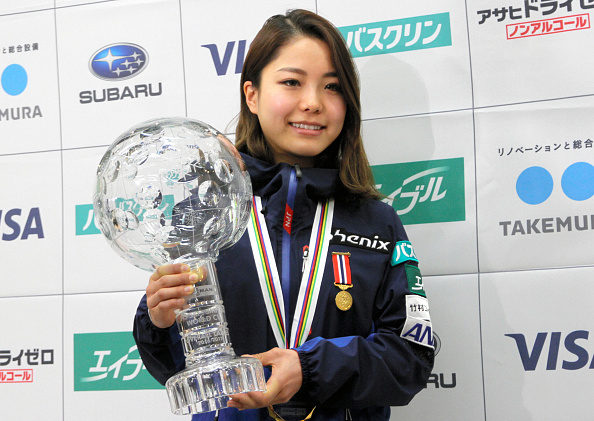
[145,263,204,328]
[227,348,303,410]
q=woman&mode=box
[134,9,434,421]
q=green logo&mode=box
[372,158,465,225]
[391,241,419,266]
[338,13,452,58]
[75,194,174,236]
[405,264,426,297]
[73,332,163,391]
[75,204,101,235]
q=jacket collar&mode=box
[240,153,339,201]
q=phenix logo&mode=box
[330,228,391,254]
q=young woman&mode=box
[134,9,434,421]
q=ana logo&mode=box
[506,330,594,371]
[89,43,148,81]
[338,13,452,58]
[373,158,465,225]
[516,162,594,205]
[202,40,247,76]
[73,332,162,391]
[1,64,28,96]
[401,317,434,349]
[0,207,44,241]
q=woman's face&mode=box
[244,36,346,168]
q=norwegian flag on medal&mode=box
[332,252,353,311]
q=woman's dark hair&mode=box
[235,9,381,200]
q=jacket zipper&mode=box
[281,165,300,345]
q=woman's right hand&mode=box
[145,263,204,328]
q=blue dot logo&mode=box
[1,64,28,96]
[516,166,554,205]
[561,162,594,201]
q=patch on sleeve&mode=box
[391,241,419,266]
[400,317,434,349]
[405,295,430,321]
[405,264,426,297]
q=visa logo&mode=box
[0,207,44,241]
[202,40,247,76]
[506,330,594,371]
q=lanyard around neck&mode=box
[247,195,335,349]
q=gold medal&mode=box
[335,289,353,311]
[332,252,353,311]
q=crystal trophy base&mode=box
[164,261,266,415]
[166,354,266,415]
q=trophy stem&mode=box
[165,259,266,415]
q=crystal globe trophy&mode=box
[93,117,266,414]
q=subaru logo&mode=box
[89,43,148,81]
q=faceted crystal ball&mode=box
[93,117,252,272]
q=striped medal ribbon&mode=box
[247,196,335,349]
[332,252,353,311]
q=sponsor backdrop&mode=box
[0,0,592,420]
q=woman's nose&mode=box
[299,88,322,113]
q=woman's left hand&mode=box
[227,347,303,410]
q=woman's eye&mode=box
[326,83,341,92]
[282,79,300,87]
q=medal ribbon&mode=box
[247,196,334,349]
[332,253,352,287]
[247,196,287,348]
[291,199,334,348]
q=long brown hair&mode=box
[235,9,381,200]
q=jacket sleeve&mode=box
[133,294,185,385]
[295,226,434,409]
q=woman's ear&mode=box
[243,81,258,115]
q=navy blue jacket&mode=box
[133,153,434,420]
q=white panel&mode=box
[0,152,62,297]
[180,0,316,134]
[318,0,472,120]
[469,0,594,107]
[0,1,53,14]
[64,291,181,421]
[55,0,121,6]
[0,10,61,154]
[392,274,485,420]
[56,0,186,150]
[364,110,478,276]
[481,267,594,420]
[0,296,63,421]
[476,96,594,272]
[62,147,149,294]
